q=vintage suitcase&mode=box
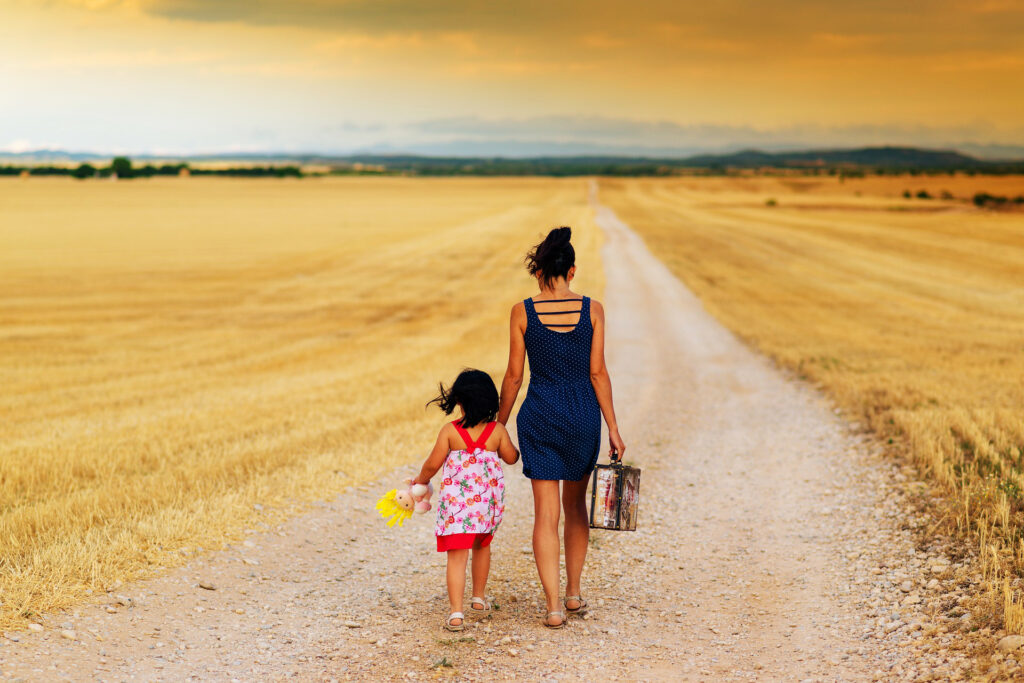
[588,456,641,531]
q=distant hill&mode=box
[682,146,984,169]
[336,146,1021,174]
[953,142,1024,161]
[3,145,1023,176]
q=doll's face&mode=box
[395,491,414,511]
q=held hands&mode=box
[609,427,626,461]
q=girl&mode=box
[413,369,520,631]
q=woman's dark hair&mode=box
[525,226,575,288]
[427,369,499,428]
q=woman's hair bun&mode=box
[525,226,575,288]
[548,226,571,247]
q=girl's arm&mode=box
[412,424,452,485]
[495,423,520,465]
[589,300,626,460]
[497,302,527,425]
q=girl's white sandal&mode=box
[444,612,465,632]
[469,596,491,615]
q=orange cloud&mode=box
[929,53,1024,72]
[580,32,626,49]
[811,33,883,49]
[313,30,482,55]
[965,0,1024,13]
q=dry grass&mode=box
[599,175,1024,631]
[0,176,602,629]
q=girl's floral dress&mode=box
[435,421,506,552]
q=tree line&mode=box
[0,157,303,179]
[5,153,1024,179]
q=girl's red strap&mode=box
[475,421,497,450]
[452,420,473,450]
[451,420,497,451]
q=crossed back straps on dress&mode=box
[452,420,497,451]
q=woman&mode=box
[497,226,626,629]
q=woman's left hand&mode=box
[609,427,625,461]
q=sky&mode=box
[2,0,1024,156]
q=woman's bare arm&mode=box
[495,423,520,465]
[497,302,527,425]
[589,300,626,460]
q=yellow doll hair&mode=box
[375,489,414,527]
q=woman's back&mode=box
[523,295,592,386]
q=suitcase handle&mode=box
[609,447,621,463]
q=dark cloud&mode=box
[139,0,615,31]
[137,0,1024,56]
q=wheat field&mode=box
[0,176,603,629]
[599,175,1024,630]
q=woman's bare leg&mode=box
[446,549,469,626]
[562,477,590,609]
[531,479,563,625]
[470,541,491,600]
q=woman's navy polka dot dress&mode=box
[517,296,602,481]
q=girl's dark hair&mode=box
[427,369,499,428]
[525,226,575,288]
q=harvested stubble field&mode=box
[599,175,1024,632]
[0,176,602,630]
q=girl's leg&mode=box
[470,539,491,600]
[531,479,563,625]
[446,549,469,626]
[562,477,590,610]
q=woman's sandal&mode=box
[564,595,589,614]
[542,610,566,629]
[444,612,465,632]
[469,596,491,616]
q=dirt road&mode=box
[0,197,970,681]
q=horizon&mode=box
[5,126,1024,163]
[5,142,1024,164]
[2,1,1024,156]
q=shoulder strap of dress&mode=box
[523,297,535,314]
[474,421,497,450]
[452,420,473,450]
[452,420,497,451]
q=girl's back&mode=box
[443,420,504,453]
[436,420,505,540]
